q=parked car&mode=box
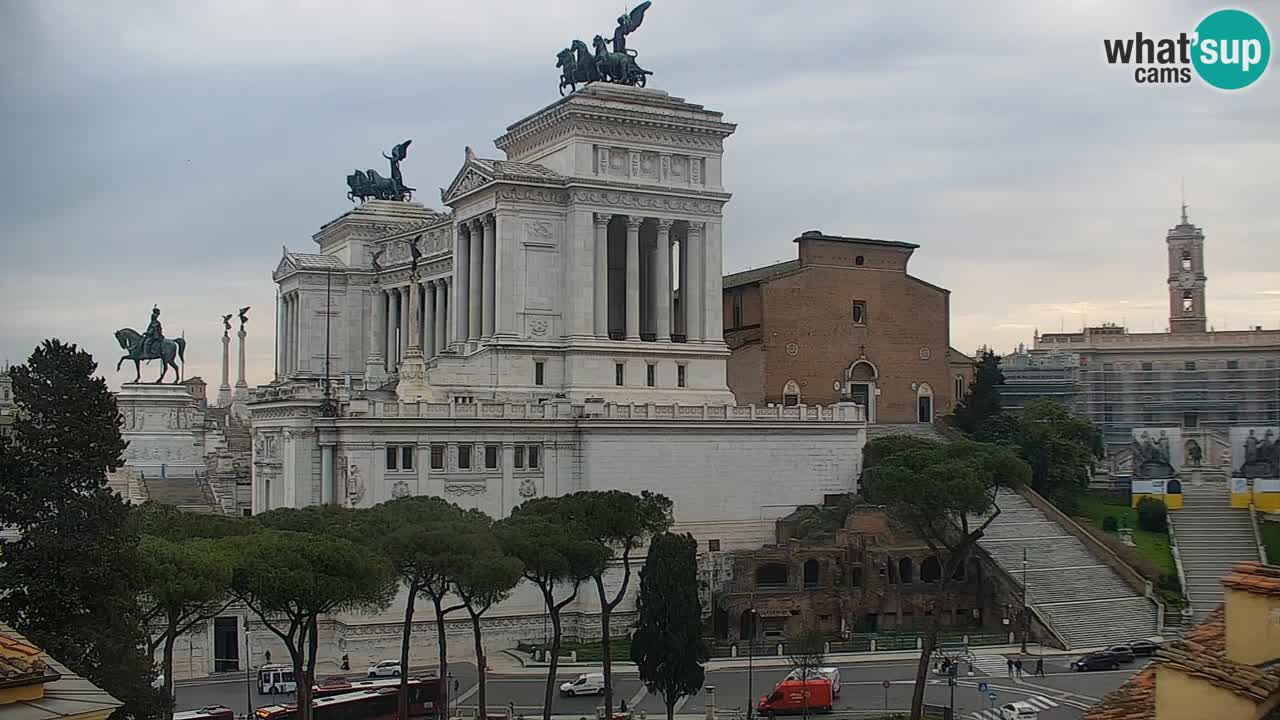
[757,678,834,715]
[366,660,402,677]
[1072,652,1122,672]
[1130,639,1161,657]
[998,701,1040,720]
[1103,645,1136,663]
[783,667,841,697]
[559,673,607,697]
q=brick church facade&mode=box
[722,231,973,424]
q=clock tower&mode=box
[1167,205,1207,334]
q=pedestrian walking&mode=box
[1014,658,1024,679]
[1006,658,1014,677]
[1035,657,1045,677]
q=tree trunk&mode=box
[595,578,614,719]
[665,694,675,720]
[432,596,450,720]
[162,620,177,720]
[290,642,312,720]
[542,593,563,720]
[400,580,419,720]
[469,610,488,720]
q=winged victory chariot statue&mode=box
[557,2,654,95]
[346,139,414,203]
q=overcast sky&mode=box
[2,1,1277,389]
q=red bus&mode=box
[313,674,437,699]
[174,707,236,720]
[256,678,440,720]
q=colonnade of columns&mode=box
[454,215,502,343]
[592,213,710,343]
[277,290,305,376]
[367,277,451,374]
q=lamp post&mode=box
[1020,548,1029,654]
[244,617,253,719]
[746,607,757,720]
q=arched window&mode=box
[917,383,934,423]
[803,559,820,587]
[782,380,801,407]
[921,556,942,583]
[1180,251,1192,271]
[898,558,914,584]
[954,375,965,402]
[1182,291,1194,314]
[846,361,878,422]
[756,563,789,588]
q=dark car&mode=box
[1103,644,1136,663]
[1072,652,1122,671]
[1130,640,1160,657]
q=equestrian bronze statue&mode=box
[115,306,187,383]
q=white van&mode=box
[999,701,1039,720]
[258,664,296,695]
[559,672,607,697]
[783,667,840,697]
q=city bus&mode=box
[256,678,440,720]
[174,707,236,720]
[259,664,296,695]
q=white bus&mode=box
[259,664,296,695]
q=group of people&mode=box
[1007,656,1046,679]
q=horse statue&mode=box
[346,140,414,203]
[592,34,651,87]
[114,328,186,384]
[557,40,601,95]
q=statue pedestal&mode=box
[116,383,205,478]
[365,354,387,388]
[395,352,431,403]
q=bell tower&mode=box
[1167,204,1206,334]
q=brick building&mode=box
[723,231,974,423]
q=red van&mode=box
[757,678,834,715]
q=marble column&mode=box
[384,289,395,372]
[287,293,297,372]
[701,221,724,343]
[276,295,286,378]
[398,285,410,362]
[407,281,422,352]
[218,332,232,403]
[235,326,248,397]
[677,238,687,339]
[438,278,450,350]
[655,219,673,342]
[685,224,704,342]
[424,281,437,359]
[482,214,496,338]
[593,213,610,338]
[468,218,484,341]
[321,445,335,505]
[455,225,471,347]
[366,285,386,381]
[625,216,642,341]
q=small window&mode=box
[708,539,721,552]
[430,445,445,470]
[528,445,540,469]
[534,361,545,386]
[1227,360,1239,370]
[458,445,472,470]
[855,255,864,266]
[731,292,743,328]
[453,395,475,404]
[1141,362,1152,371]
[1185,361,1196,371]
[385,447,398,471]
[1180,251,1192,271]
[514,446,525,469]
[615,363,624,386]
[1183,413,1199,428]
[485,445,499,470]
[242,508,252,517]
[851,301,867,325]
[1182,291,1194,313]
[646,363,656,387]
[677,365,686,388]
[401,446,414,471]
[954,374,964,399]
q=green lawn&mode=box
[1071,493,1178,584]
[551,638,632,664]
[1262,520,1280,564]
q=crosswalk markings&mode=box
[969,695,1060,719]
[966,655,1013,676]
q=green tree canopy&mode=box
[497,506,608,720]
[453,515,523,720]
[951,349,1004,435]
[630,533,707,720]
[976,398,1103,509]
[0,340,160,720]
[226,528,397,720]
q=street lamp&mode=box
[746,607,758,720]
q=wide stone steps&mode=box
[143,476,220,514]
[974,491,1159,649]
[1168,485,1260,624]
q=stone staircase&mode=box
[141,473,221,514]
[975,490,1160,649]
[1169,483,1261,623]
